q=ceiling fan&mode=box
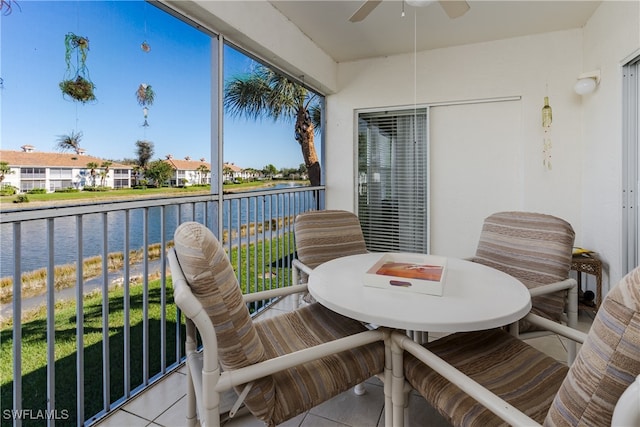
[349,0,470,22]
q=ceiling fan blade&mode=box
[438,0,470,19]
[349,0,383,23]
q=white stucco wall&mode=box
[2,167,21,190]
[579,1,640,290]
[327,29,585,258]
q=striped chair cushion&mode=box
[471,212,575,331]
[544,266,640,426]
[255,303,385,425]
[294,210,368,269]
[404,328,569,426]
[173,222,276,422]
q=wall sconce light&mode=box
[574,70,601,95]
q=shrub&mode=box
[27,188,47,194]
[13,195,29,203]
[55,187,80,193]
[83,186,110,192]
[0,185,16,196]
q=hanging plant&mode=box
[60,76,96,103]
[136,83,155,127]
[59,32,96,103]
[1,0,21,16]
[141,41,151,53]
[136,83,155,106]
[542,96,552,170]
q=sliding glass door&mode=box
[356,108,429,253]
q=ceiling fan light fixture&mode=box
[406,0,436,7]
[349,0,469,23]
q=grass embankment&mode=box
[0,215,296,309]
[0,234,295,426]
[0,244,166,307]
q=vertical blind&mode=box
[357,108,429,253]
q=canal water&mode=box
[0,184,312,278]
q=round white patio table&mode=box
[308,252,531,333]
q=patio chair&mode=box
[169,221,386,427]
[470,211,578,362]
[396,266,640,426]
[292,209,368,300]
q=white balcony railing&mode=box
[0,186,324,426]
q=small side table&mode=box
[571,254,603,312]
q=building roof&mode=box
[0,150,132,169]
[164,156,211,171]
[223,162,243,173]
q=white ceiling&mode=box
[269,1,602,63]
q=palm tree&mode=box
[132,165,143,187]
[223,165,234,183]
[196,164,210,185]
[135,140,154,175]
[0,161,14,183]
[100,161,112,187]
[99,170,108,187]
[56,130,83,154]
[86,162,99,186]
[224,64,322,186]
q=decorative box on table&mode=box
[364,253,447,296]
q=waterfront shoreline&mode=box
[0,180,308,210]
[0,259,167,324]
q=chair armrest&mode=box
[524,312,587,344]
[292,259,314,276]
[215,329,386,391]
[528,278,576,297]
[392,331,541,426]
[242,284,308,303]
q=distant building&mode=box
[163,155,211,186]
[0,146,132,192]
[222,162,262,182]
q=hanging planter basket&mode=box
[60,76,96,103]
[59,32,96,103]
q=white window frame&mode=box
[623,54,640,274]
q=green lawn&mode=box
[0,278,180,427]
[0,180,309,207]
[0,234,295,426]
[0,186,211,206]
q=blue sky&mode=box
[1,0,311,170]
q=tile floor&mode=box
[96,298,594,427]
